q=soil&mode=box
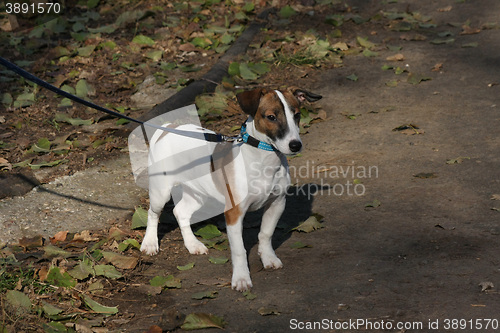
[1,0,500,332]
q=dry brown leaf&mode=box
[73,230,99,242]
[50,230,69,244]
[19,235,44,249]
[437,5,452,12]
[432,63,443,72]
[460,25,481,35]
[386,53,405,61]
[491,194,500,200]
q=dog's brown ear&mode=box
[289,87,322,103]
[236,88,266,116]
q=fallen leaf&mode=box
[19,235,43,249]
[243,291,257,300]
[191,291,218,300]
[194,224,222,240]
[150,275,182,289]
[182,313,226,330]
[177,262,195,271]
[460,25,481,35]
[279,5,296,19]
[82,294,118,314]
[431,63,443,72]
[131,206,148,229]
[446,156,470,164]
[356,36,376,49]
[43,245,72,258]
[407,73,432,85]
[386,53,405,61]
[5,290,32,315]
[50,230,68,244]
[46,267,77,287]
[392,124,423,135]
[41,301,63,317]
[118,239,141,252]
[102,251,138,269]
[68,259,94,280]
[94,264,123,279]
[479,281,494,292]
[292,216,323,233]
[132,34,155,46]
[209,256,229,265]
[414,172,437,179]
[346,74,358,81]
[365,199,381,208]
[258,307,280,316]
[73,230,99,242]
[437,5,452,12]
[490,194,500,201]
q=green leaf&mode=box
[407,73,432,85]
[32,138,52,153]
[430,38,455,45]
[279,5,296,19]
[118,239,141,251]
[446,156,470,164]
[1,93,13,106]
[194,224,222,240]
[146,50,163,61]
[87,0,100,9]
[5,290,32,315]
[44,245,72,258]
[228,62,240,76]
[208,256,228,265]
[46,267,77,287]
[181,313,226,330]
[77,45,96,57]
[365,199,381,208]
[191,290,218,300]
[14,92,35,108]
[54,113,93,126]
[292,216,323,233]
[95,264,123,279]
[132,35,155,46]
[131,206,148,229]
[243,291,257,300]
[88,24,117,34]
[386,80,398,87]
[68,259,94,280]
[42,301,63,316]
[356,36,376,49]
[191,37,212,49]
[42,322,67,333]
[346,74,358,81]
[248,62,270,75]
[325,14,344,26]
[177,262,195,271]
[75,79,91,98]
[82,295,118,314]
[290,241,312,249]
[239,63,258,80]
[150,275,182,289]
[30,159,68,170]
[362,49,379,57]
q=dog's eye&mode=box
[293,113,301,121]
[267,114,277,121]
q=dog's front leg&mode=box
[225,208,252,291]
[258,196,285,269]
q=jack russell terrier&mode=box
[140,87,322,291]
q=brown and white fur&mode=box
[140,87,322,291]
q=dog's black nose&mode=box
[289,140,302,153]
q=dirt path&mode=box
[1,0,500,332]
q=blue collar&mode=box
[240,123,275,152]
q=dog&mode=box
[140,87,322,291]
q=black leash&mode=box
[0,56,230,143]
[0,56,279,151]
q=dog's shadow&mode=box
[156,184,322,254]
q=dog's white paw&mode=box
[185,239,208,255]
[260,252,283,269]
[140,240,159,256]
[232,273,253,292]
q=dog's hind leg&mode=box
[141,186,171,255]
[173,188,209,255]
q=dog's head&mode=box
[236,87,322,155]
